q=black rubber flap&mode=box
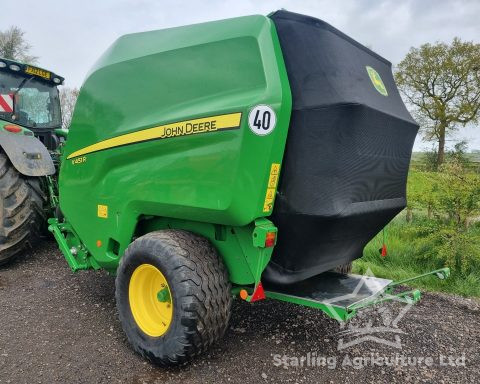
[264,10,418,285]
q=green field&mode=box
[411,151,480,172]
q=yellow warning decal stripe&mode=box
[67,112,242,159]
[263,163,281,213]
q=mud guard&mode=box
[0,132,55,176]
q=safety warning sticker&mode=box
[263,163,280,213]
[97,204,108,219]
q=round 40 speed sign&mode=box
[248,105,277,136]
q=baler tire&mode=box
[333,262,353,274]
[115,229,232,366]
[0,153,47,265]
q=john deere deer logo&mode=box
[366,66,388,96]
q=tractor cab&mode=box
[0,58,64,150]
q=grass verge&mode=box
[353,216,480,298]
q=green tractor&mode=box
[5,11,450,366]
[0,58,64,264]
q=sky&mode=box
[3,0,480,150]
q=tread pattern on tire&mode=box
[116,229,232,366]
[0,152,46,264]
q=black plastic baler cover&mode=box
[263,10,419,285]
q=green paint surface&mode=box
[58,15,291,281]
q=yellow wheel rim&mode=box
[128,263,173,337]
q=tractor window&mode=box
[0,71,62,129]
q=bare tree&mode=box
[0,26,38,63]
[395,38,480,167]
[59,87,79,129]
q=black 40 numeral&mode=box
[253,110,271,130]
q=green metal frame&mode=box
[48,215,276,288]
[265,268,450,322]
[45,176,59,211]
[48,218,100,271]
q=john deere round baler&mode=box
[49,10,449,366]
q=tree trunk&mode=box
[437,123,447,167]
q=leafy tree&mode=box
[59,87,79,129]
[410,159,480,226]
[421,146,439,171]
[407,160,480,276]
[0,26,37,63]
[420,141,472,171]
[446,141,469,166]
[411,221,480,277]
[407,170,439,220]
[436,159,480,227]
[395,38,480,166]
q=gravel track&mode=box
[0,241,479,383]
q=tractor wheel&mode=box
[333,261,353,274]
[0,153,47,265]
[115,229,232,366]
